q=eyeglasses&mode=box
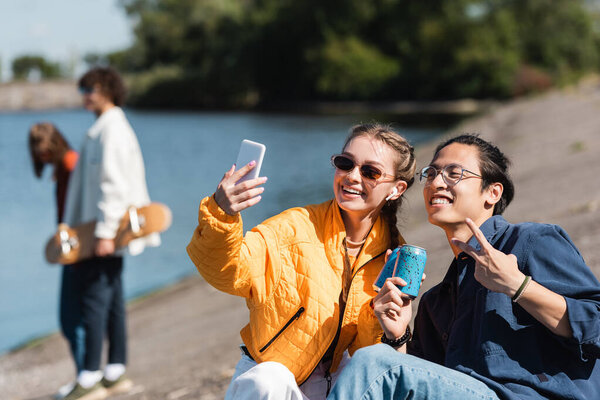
[331,154,395,182]
[419,164,482,186]
[78,86,95,95]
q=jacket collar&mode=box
[440,215,511,289]
[465,214,510,252]
[325,200,392,271]
[359,212,391,263]
[87,106,123,139]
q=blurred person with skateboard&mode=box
[59,66,160,400]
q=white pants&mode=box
[225,346,351,400]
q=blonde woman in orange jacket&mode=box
[187,124,417,399]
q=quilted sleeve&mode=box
[348,300,383,355]
[186,195,275,299]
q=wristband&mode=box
[381,326,411,348]
[512,275,532,302]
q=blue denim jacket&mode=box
[408,215,600,400]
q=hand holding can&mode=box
[373,245,427,298]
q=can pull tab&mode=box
[128,206,141,235]
[58,225,78,255]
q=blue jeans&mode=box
[327,344,500,400]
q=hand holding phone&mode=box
[214,139,267,215]
[235,140,266,184]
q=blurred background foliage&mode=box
[11,55,63,81]
[82,0,600,108]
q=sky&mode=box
[0,0,133,81]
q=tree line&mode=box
[14,0,600,109]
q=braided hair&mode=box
[342,124,416,249]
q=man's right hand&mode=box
[214,162,268,215]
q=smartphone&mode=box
[235,139,266,184]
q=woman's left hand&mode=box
[451,218,525,297]
[373,276,413,340]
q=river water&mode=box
[0,108,445,354]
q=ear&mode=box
[484,182,503,208]
[390,180,408,200]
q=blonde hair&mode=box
[343,123,416,248]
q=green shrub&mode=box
[12,55,62,80]
[312,36,400,99]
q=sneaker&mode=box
[55,381,76,399]
[63,382,107,400]
[101,374,134,396]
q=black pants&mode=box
[73,256,127,371]
[60,265,85,373]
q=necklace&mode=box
[341,224,374,303]
[345,237,367,247]
[341,236,367,303]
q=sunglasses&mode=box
[331,154,395,182]
[78,86,95,95]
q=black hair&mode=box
[433,134,514,215]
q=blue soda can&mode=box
[373,245,427,298]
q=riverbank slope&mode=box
[1,78,599,399]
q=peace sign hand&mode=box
[450,218,525,298]
[214,162,268,215]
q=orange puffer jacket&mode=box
[187,196,404,384]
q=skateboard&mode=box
[45,202,172,265]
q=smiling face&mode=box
[423,142,498,231]
[333,135,404,221]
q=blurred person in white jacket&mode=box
[60,67,159,400]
